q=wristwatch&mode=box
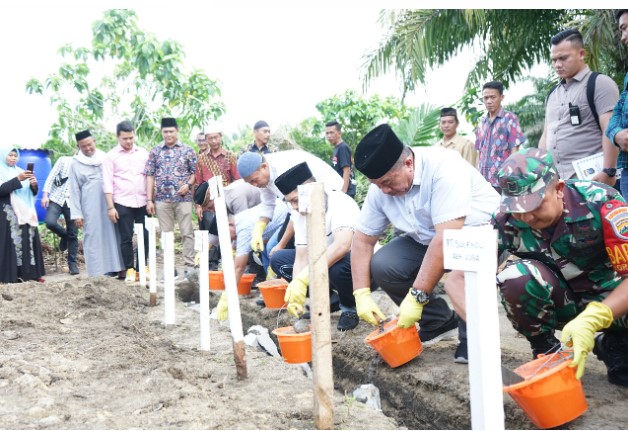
[410,288,430,305]
[602,168,617,177]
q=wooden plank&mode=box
[195,230,211,351]
[145,216,158,306]
[302,182,333,429]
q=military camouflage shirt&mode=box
[493,180,625,293]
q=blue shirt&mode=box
[606,71,628,169]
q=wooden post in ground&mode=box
[162,231,176,326]
[443,225,503,430]
[209,176,247,380]
[300,182,333,430]
[195,230,211,351]
[145,216,158,306]
[135,223,147,288]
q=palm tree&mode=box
[362,9,627,96]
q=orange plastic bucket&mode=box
[503,352,587,429]
[364,318,423,368]
[272,326,312,364]
[208,271,225,290]
[257,279,288,309]
[238,273,255,296]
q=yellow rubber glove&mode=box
[354,288,386,326]
[561,301,613,379]
[285,268,309,318]
[397,288,428,329]
[250,221,268,252]
[216,292,228,321]
[266,267,277,280]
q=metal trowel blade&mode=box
[293,318,310,334]
[501,364,524,386]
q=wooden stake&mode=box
[195,230,211,351]
[209,176,247,380]
[162,231,176,326]
[135,223,147,288]
[145,216,158,306]
[301,182,333,430]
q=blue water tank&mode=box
[16,149,52,223]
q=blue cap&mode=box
[237,152,263,178]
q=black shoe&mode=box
[593,332,628,387]
[526,332,561,359]
[337,311,359,331]
[208,260,220,271]
[69,263,79,275]
[419,314,458,346]
[104,272,118,278]
[59,236,68,252]
[303,300,341,319]
[454,339,468,364]
[256,296,266,307]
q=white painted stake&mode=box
[195,230,211,351]
[145,216,158,306]
[443,225,503,431]
[209,177,244,342]
[134,223,147,288]
[209,176,247,380]
[162,231,176,325]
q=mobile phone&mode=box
[26,162,34,172]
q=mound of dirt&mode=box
[0,272,397,430]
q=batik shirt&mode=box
[475,107,526,187]
[144,141,197,203]
[493,180,624,293]
[606,71,628,169]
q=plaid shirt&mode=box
[606,71,628,169]
[475,108,526,186]
[42,156,72,206]
[144,141,197,203]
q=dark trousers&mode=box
[45,201,78,265]
[114,203,148,270]
[371,235,455,332]
[270,249,355,308]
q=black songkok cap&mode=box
[75,130,92,142]
[194,181,211,207]
[275,162,313,195]
[355,124,404,180]
[253,120,269,130]
[161,117,178,129]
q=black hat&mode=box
[194,181,211,207]
[161,117,178,129]
[253,120,269,130]
[75,130,92,142]
[355,124,404,179]
[275,162,313,195]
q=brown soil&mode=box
[2,255,627,430]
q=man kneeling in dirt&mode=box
[350,124,500,363]
[491,148,628,387]
[268,162,361,331]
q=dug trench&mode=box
[233,286,628,430]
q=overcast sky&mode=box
[1,3,552,148]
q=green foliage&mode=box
[26,9,225,162]
[458,87,484,129]
[290,117,332,161]
[390,104,442,147]
[315,89,410,149]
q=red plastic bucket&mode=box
[272,326,312,364]
[503,352,587,428]
[364,318,423,368]
[238,273,255,296]
[257,279,288,309]
[208,271,225,290]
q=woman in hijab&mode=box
[0,147,45,283]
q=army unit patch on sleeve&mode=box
[601,200,628,275]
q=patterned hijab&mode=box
[0,147,38,226]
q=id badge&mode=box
[569,104,581,126]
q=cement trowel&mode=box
[501,364,524,386]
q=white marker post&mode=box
[134,223,147,288]
[443,225,503,430]
[195,230,211,351]
[299,182,334,430]
[162,231,176,326]
[145,216,158,306]
[209,176,247,379]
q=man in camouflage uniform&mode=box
[493,148,628,387]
